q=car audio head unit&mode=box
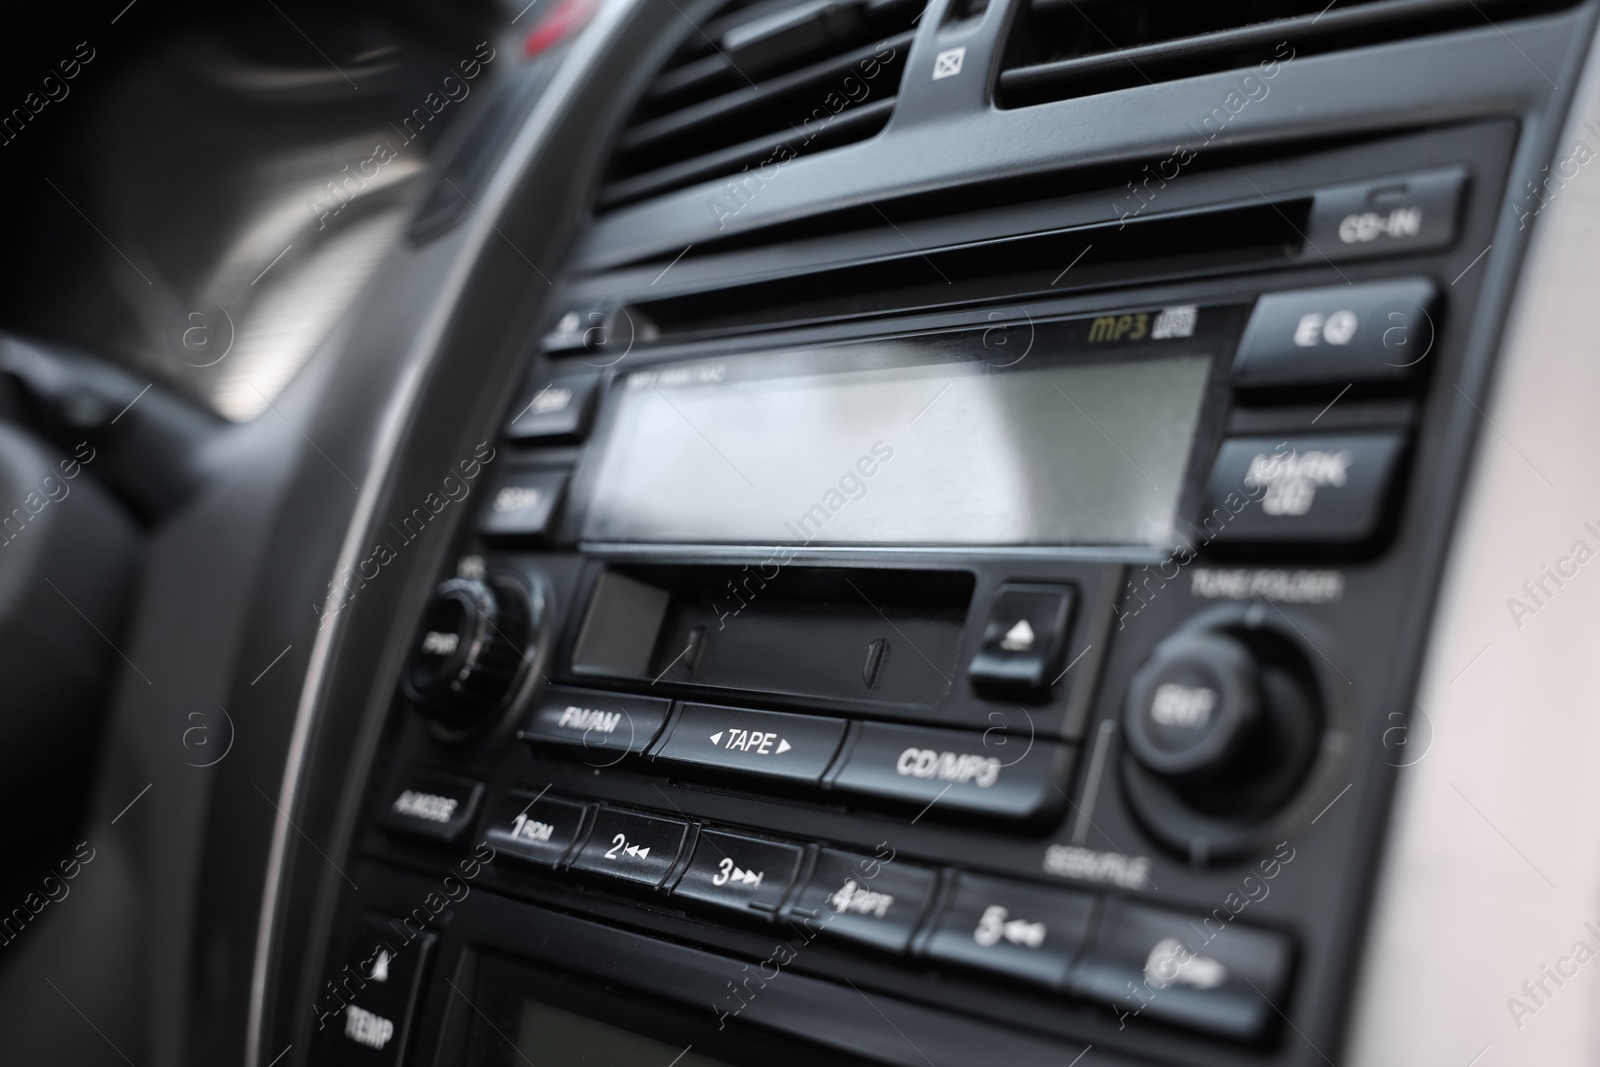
[309,119,1514,1067]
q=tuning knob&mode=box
[402,576,530,733]
[1123,628,1317,821]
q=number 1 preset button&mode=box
[652,703,847,785]
[482,791,588,867]
[571,807,688,887]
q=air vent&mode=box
[597,0,925,211]
[998,0,1580,108]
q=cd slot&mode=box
[625,199,1308,341]
[569,564,974,707]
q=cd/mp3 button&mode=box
[652,704,847,785]
[828,722,1071,821]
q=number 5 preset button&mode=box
[570,807,688,887]
[651,704,847,785]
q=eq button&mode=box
[652,704,847,785]
[1233,279,1437,387]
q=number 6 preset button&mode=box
[651,703,847,785]
[571,807,688,887]
[672,830,803,915]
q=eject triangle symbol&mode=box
[1000,618,1036,652]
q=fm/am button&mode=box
[519,686,671,758]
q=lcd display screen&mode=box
[575,325,1213,547]
[514,1000,733,1067]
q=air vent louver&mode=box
[998,0,1580,108]
[597,0,926,211]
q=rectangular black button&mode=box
[1306,168,1465,260]
[967,583,1074,697]
[653,704,847,786]
[673,830,803,916]
[478,469,568,539]
[570,807,687,887]
[829,723,1070,821]
[1068,900,1295,1041]
[1203,433,1406,543]
[481,791,587,868]
[322,913,434,1066]
[503,372,600,442]
[788,848,936,954]
[519,686,671,757]
[924,873,1095,988]
[374,770,482,845]
[1233,279,1437,387]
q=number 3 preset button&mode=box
[651,704,847,785]
[673,830,803,915]
[571,807,688,887]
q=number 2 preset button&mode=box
[570,807,687,887]
[652,704,847,785]
[673,830,803,915]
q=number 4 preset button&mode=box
[571,807,688,887]
[651,704,847,785]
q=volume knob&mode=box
[402,576,530,734]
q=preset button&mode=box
[482,791,588,868]
[570,807,687,888]
[788,848,937,954]
[673,831,803,916]
[1068,900,1295,1041]
[924,873,1095,988]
